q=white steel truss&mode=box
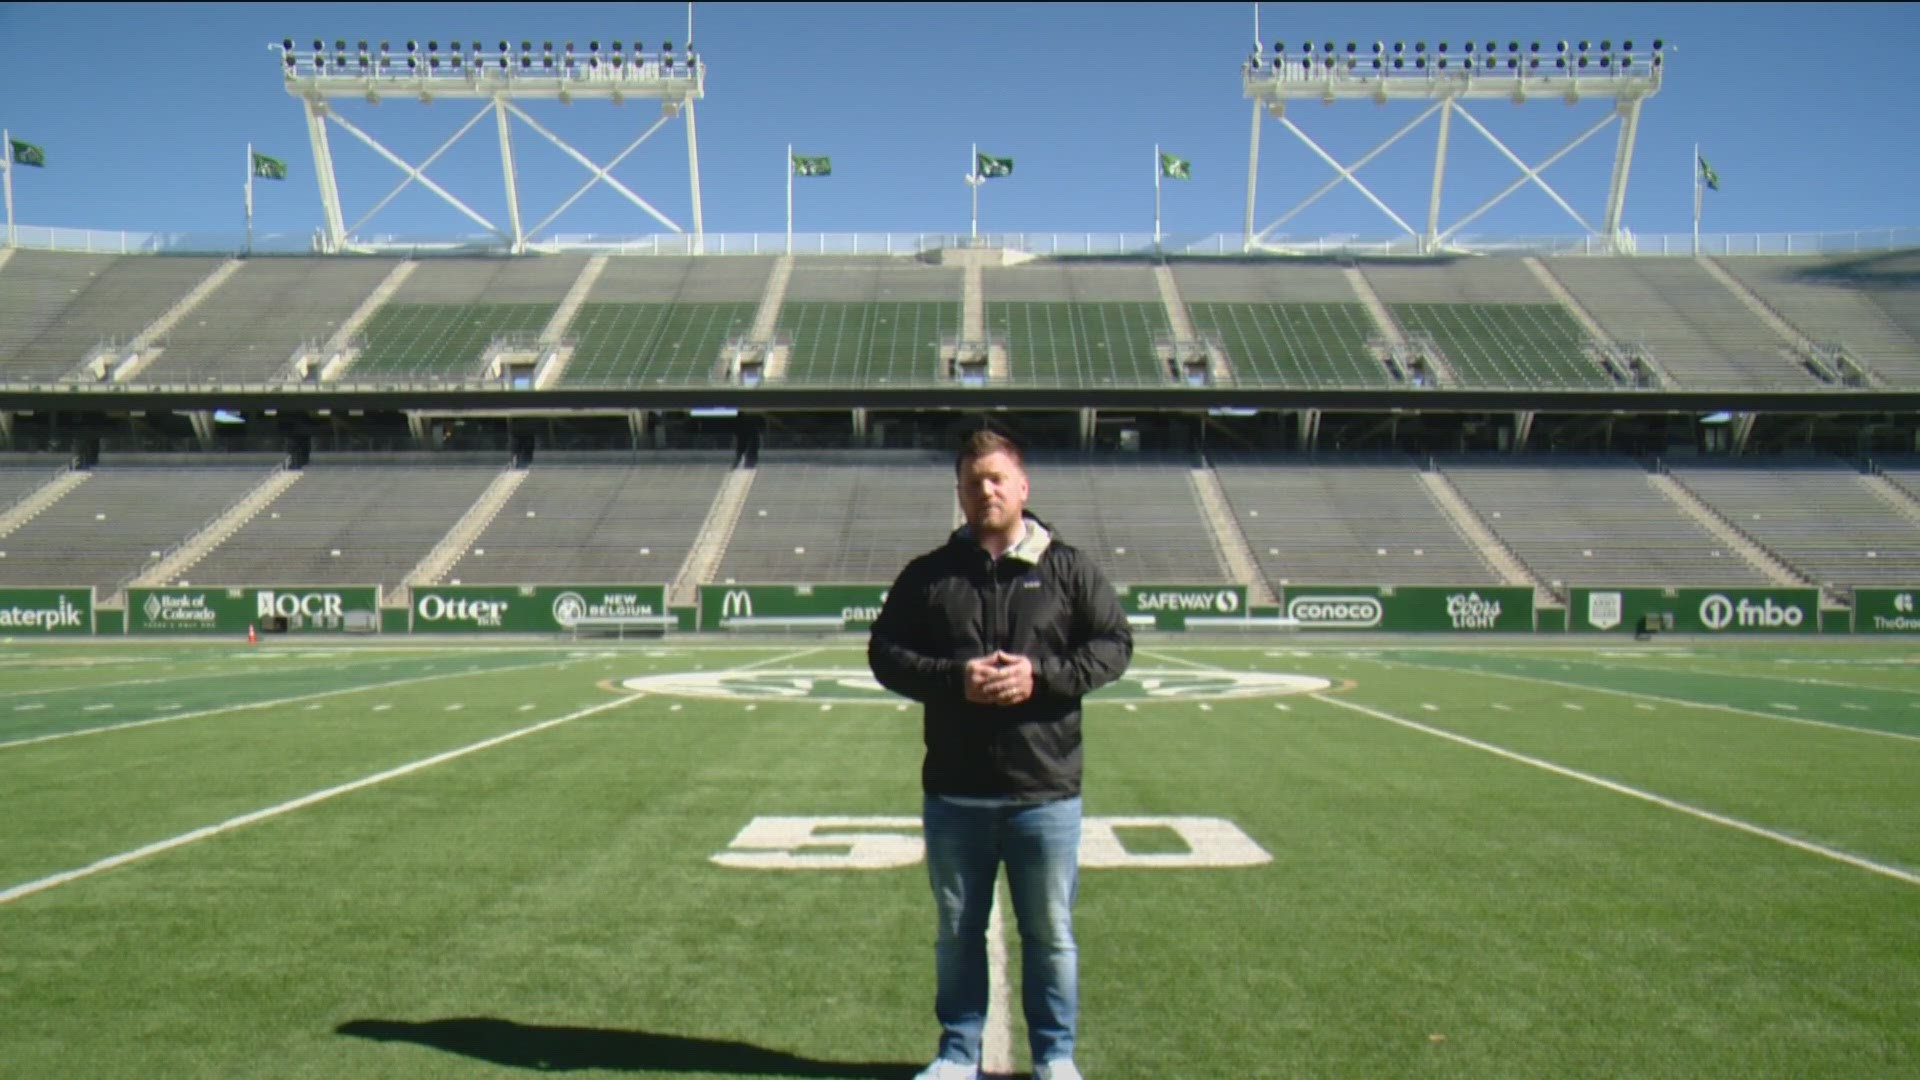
[1242,39,1663,255]
[279,40,704,253]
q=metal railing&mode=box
[8,224,1919,259]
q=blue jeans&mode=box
[923,794,1081,1067]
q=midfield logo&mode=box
[620,667,1331,703]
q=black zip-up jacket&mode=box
[868,515,1133,802]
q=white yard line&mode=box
[0,693,647,907]
[1540,654,1920,699]
[1314,694,1920,889]
[1374,657,1920,745]
[983,881,1015,1078]
[0,655,582,752]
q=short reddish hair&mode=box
[955,429,1025,477]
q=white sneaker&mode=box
[1034,1060,1083,1080]
[913,1060,980,1080]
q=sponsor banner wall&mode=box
[698,584,887,631]
[128,586,378,634]
[1281,586,1534,632]
[1115,584,1248,629]
[97,607,125,636]
[410,585,670,633]
[1851,588,1920,634]
[0,588,93,635]
[1537,606,1568,634]
[1568,587,1821,634]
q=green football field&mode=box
[4,638,1919,1078]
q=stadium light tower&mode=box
[274,19,705,254]
[1241,22,1665,254]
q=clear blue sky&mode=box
[2,2,1916,244]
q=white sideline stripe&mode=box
[0,693,647,907]
[0,655,578,751]
[1552,655,1920,699]
[984,881,1014,1077]
[1314,694,1920,890]
[0,654,416,702]
[1377,657,1920,745]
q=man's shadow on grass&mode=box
[338,1017,918,1078]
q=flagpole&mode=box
[1154,144,1163,250]
[970,142,979,242]
[786,143,793,255]
[1692,142,1700,256]
[3,130,14,249]
[245,142,255,257]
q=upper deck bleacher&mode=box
[1717,256,1920,384]
[136,257,400,383]
[559,256,771,385]
[779,259,960,385]
[984,264,1168,386]
[0,254,223,382]
[1546,258,1815,388]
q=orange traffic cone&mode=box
[247,624,257,644]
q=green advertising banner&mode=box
[1849,588,1920,634]
[1114,584,1248,629]
[128,586,379,634]
[410,584,670,633]
[1567,587,1821,634]
[1280,585,1535,632]
[0,588,93,635]
[698,584,887,630]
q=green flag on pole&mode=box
[791,154,831,177]
[1159,151,1191,180]
[1698,154,1720,192]
[251,152,288,180]
[976,152,1013,179]
[9,139,46,168]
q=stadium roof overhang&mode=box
[3,387,1918,415]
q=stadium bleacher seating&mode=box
[1022,452,1232,583]
[180,453,503,587]
[985,264,1169,386]
[715,450,959,583]
[0,454,72,510]
[0,254,223,382]
[779,258,961,385]
[1440,456,1771,588]
[1668,457,1920,592]
[0,453,282,589]
[1174,261,1386,386]
[1715,256,1920,384]
[1546,258,1815,388]
[1209,453,1501,588]
[444,451,735,584]
[560,256,772,385]
[348,258,588,380]
[136,257,401,383]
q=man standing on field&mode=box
[869,430,1133,1080]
